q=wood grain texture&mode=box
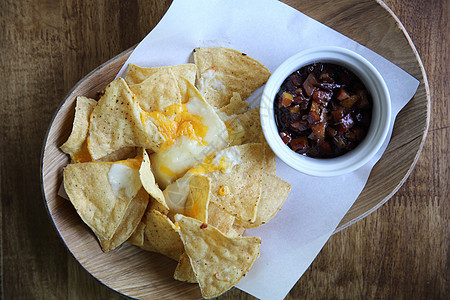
[1,0,447,299]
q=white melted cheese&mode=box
[151,97,228,189]
[199,68,225,91]
[186,97,228,147]
[108,163,141,200]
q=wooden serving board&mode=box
[41,0,429,299]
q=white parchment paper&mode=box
[114,0,419,299]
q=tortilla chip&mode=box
[139,149,168,211]
[219,92,249,116]
[147,196,170,215]
[184,175,210,223]
[193,47,270,108]
[127,221,146,246]
[176,75,206,104]
[263,141,277,175]
[227,108,265,146]
[237,172,290,229]
[125,63,197,86]
[175,200,239,283]
[139,209,184,261]
[173,252,197,283]
[226,108,276,173]
[207,143,264,222]
[97,146,138,162]
[164,175,192,221]
[63,159,142,240]
[175,214,261,298]
[207,202,236,236]
[149,79,229,188]
[60,96,97,163]
[228,222,246,238]
[87,78,164,160]
[129,69,182,112]
[99,187,149,252]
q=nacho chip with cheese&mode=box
[63,156,143,240]
[148,79,228,188]
[175,214,261,298]
[87,78,164,160]
[199,143,265,223]
[193,47,270,108]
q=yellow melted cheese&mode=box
[141,103,208,150]
[72,141,92,163]
[189,146,242,175]
[150,97,228,188]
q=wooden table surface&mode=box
[1,0,447,299]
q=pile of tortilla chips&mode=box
[61,47,291,298]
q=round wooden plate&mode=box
[41,0,429,299]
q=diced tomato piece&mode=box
[340,95,360,108]
[319,72,333,83]
[290,120,308,131]
[336,88,350,101]
[344,130,356,140]
[291,137,308,152]
[279,131,292,144]
[303,73,318,97]
[280,92,294,107]
[311,122,326,142]
[290,104,300,114]
[337,114,354,135]
[331,106,344,123]
[312,90,332,104]
[308,110,320,124]
[289,73,303,86]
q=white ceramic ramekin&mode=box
[260,47,391,177]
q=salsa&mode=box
[274,63,372,158]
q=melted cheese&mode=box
[150,97,228,188]
[142,102,209,150]
[189,147,241,175]
[108,158,142,200]
[199,67,225,91]
[72,141,92,163]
